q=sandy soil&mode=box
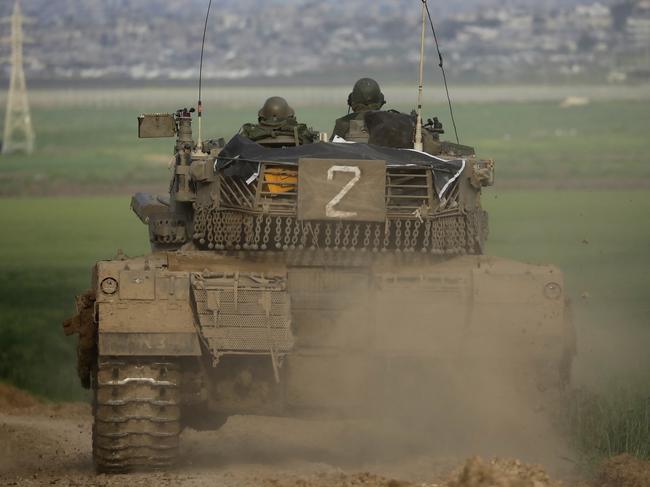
[0,409,567,487]
[0,383,647,487]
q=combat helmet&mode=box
[258,96,296,127]
[347,78,386,112]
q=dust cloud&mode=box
[276,276,577,480]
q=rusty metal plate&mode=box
[297,158,386,222]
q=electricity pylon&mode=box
[1,1,34,155]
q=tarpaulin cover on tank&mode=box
[215,135,465,196]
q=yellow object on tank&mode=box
[264,168,297,194]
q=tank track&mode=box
[93,359,182,473]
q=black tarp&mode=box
[365,110,415,148]
[215,135,465,196]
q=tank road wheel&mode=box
[92,359,182,473]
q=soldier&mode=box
[331,78,386,142]
[240,96,318,147]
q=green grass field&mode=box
[0,190,648,400]
[0,197,149,400]
[1,98,649,194]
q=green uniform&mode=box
[331,78,386,142]
[241,96,318,147]
[240,120,319,146]
[331,110,377,141]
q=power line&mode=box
[2,1,35,155]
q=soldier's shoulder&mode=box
[240,123,267,135]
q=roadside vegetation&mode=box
[566,386,650,467]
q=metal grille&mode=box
[385,167,433,215]
[219,174,256,209]
[256,165,298,214]
[201,328,293,352]
[191,272,293,357]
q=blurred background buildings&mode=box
[0,0,648,85]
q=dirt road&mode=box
[0,390,647,487]
[0,404,458,487]
[0,397,572,487]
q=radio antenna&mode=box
[197,0,213,151]
[422,0,460,144]
[414,0,426,151]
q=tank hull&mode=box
[65,251,575,472]
[68,251,574,431]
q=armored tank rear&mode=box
[63,108,575,472]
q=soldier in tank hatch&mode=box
[330,78,464,154]
[331,78,386,142]
[240,96,319,147]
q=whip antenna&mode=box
[414,0,426,152]
[197,0,213,151]
[422,0,460,144]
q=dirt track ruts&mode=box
[0,407,456,487]
[0,401,583,487]
[1,400,647,487]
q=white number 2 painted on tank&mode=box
[326,165,361,218]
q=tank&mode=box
[63,107,576,473]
